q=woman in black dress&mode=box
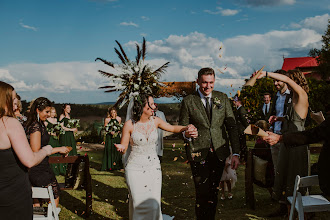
[25,97,71,207]
[0,81,53,219]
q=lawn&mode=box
[57,140,329,220]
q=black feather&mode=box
[95,58,114,68]
[136,43,141,65]
[98,85,115,89]
[115,40,130,62]
[98,70,120,78]
[115,48,127,65]
[153,62,170,75]
[142,37,146,61]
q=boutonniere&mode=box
[288,98,292,104]
[213,97,222,109]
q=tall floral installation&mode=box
[95,38,170,108]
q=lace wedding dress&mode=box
[125,117,163,220]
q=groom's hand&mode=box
[185,124,198,138]
[231,155,240,170]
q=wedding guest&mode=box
[154,104,167,163]
[45,107,66,175]
[59,104,78,188]
[59,104,77,156]
[180,67,240,220]
[258,69,309,217]
[254,120,271,149]
[263,117,330,196]
[219,150,237,200]
[262,93,272,121]
[101,107,123,171]
[14,94,27,124]
[24,97,71,207]
[232,95,249,162]
[115,94,197,220]
[0,81,52,219]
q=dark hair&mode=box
[274,69,287,75]
[198,67,215,79]
[132,94,152,122]
[61,103,70,116]
[24,97,52,128]
[255,120,270,131]
[0,81,15,118]
[263,92,271,97]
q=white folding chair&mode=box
[32,186,61,220]
[287,175,330,220]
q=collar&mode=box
[277,88,290,97]
[198,89,212,99]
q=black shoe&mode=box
[33,207,47,215]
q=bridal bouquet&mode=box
[105,120,123,138]
[47,122,62,140]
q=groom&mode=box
[180,67,240,219]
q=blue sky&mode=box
[0,0,329,104]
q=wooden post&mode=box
[49,155,92,216]
[245,149,255,209]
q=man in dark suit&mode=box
[262,92,273,121]
[233,96,249,162]
[180,67,240,220]
[263,117,330,196]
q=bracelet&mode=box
[266,71,268,78]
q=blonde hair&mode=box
[107,107,117,118]
[50,107,57,117]
[0,81,15,118]
[287,69,309,93]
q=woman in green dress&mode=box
[45,107,66,175]
[101,107,123,171]
[59,104,77,156]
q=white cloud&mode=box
[141,16,149,21]
[119,22,139,27]
[204,7,239,16]
[290,13,330,34]
[237,0,295,6]
[19,22,37,31]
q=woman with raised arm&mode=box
[24,97,71,208]
[258,69,310,208]
[0,81,53,219]
[115,94,198,220]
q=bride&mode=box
[115,93,197,220]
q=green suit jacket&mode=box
[179,90,240,162]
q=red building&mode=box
[281,56,322,80]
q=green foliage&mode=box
[307,78,330,112]
[240,78,276,123]
[309,19,330,80]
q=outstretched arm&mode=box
[115,120,133,153]
[258,71,309,119]
[155,117,197,136]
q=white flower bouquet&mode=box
[47,122,62,139]
[105,120,123,138]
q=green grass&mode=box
[57,140,329,219]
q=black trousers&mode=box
[190,150,225,220]
[239,134,247,162]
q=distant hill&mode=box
[90,102,115,105]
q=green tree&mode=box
[309,19,330,80]
[239,78,276,124]
[307,78,330,112]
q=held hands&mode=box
[262,131,281,146]
[185,124,198,139]
[268,115,278,124]
[72,128,78,133]
[115,144,126,154]
[256,71,267,79]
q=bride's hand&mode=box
[186,124,198,138]
[257,71,266,79]
[115,144,126,154]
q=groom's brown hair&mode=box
[198,67,215,79]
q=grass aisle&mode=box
[57,140,329,219]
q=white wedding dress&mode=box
[125,117,163,220]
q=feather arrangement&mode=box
[96,38,170,108]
